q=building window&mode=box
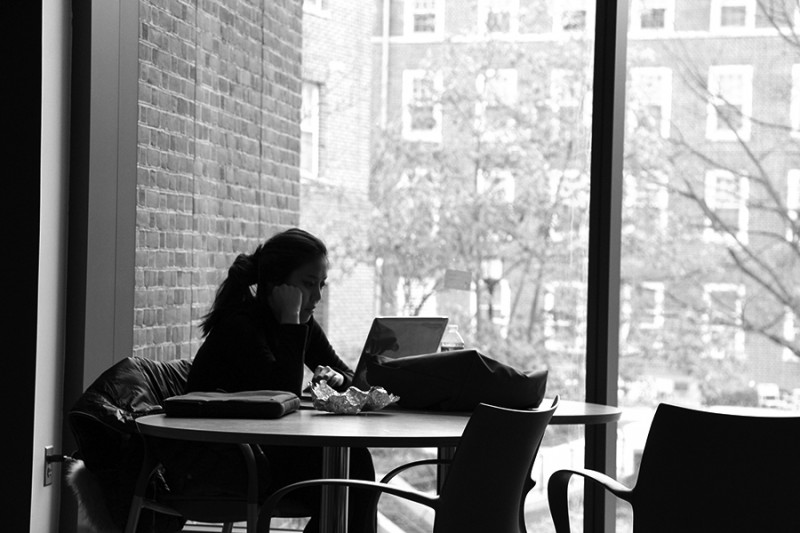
[303,0,329,14]
[548,169,590,242]
[630,0,674,32]
[629,67,672,138]
[478,0,518,34]
[552,0,592,33]
[791,64,800,138]
[710,0,755,31]
[623,172,669,234]
[704,169,749,243]
[788,170,800,242]
[477,168,516,203]
[620,281,666,353]
[544,281,587,354]
[706,65,753,142]
[301,81,320,178]
[402,69,442,142]
[784,310,799,362]
[702,283,746,359]
[404,0,443,36]
[475,68,518,140]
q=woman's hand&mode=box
[312,365,345,388]
[268,284,303,324]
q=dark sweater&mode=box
[187,303,354,396]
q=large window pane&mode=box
[301,1,595,531]
[619,1,800,530]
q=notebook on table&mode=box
[350,316,449,391]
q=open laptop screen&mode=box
[351,316,448,390]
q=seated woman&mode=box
[162,228,376,533]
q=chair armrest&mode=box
[259,479,438,532]
[547,468,633,533]
[380,459,451,484]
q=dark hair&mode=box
[200,228,328,335]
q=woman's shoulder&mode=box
[206,304,264,339]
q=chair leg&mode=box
[222,523,234,533]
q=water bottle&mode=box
[440,324,465,351]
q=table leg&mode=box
[436,446,456,494]
[321,446,350,533]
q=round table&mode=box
[137,399,620,533]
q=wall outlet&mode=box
[44,446,55,486]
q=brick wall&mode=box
[134,0,304,360]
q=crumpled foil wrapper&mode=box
[311,381,399,414]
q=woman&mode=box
[164,228,377,533]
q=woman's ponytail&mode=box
[199,248,260,335]
[200,228,328,336]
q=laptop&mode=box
[350,316,449,390]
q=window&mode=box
[553,0,592,33]
[622,281,665,330]
[791,64,800,138]
[629,67,672,138]
[702,283,746,359]
[710,0,755,31]
[784,310,799,362]
[300,81,320,178]
[706,65,753,141]
[475,68,518,139]
[704,169,750,243]
[623,172,669,233]
[404,0,443,37]
[478,0,518,34]
[303,0,329,14]
[620,281,665,354]
[788,170,800,241]
[549,169,590,242]
[477,168,515,202]
[630,0,674,32]
[402,69,442,142]
[544,281,587,353]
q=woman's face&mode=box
[285,257,328,323]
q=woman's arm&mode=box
[188,310,309,395]
[305,318,355,391]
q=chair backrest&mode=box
[434,399,557,533]
[68,357,192,531]
[632,403,800,532]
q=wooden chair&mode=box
[548,403,800,532]
[259,397,559,533]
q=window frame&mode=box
[629,0,675,33]
[300,81,321,179]
[791,64,800,139]
[629,66,672,139]
[475,68,519,141]
[404,0,444,38]
[702,283,746,359]
[401,69,443,143]
[552,0,595,34]
[706,64,753,142]
[477,0,520,35]
[704,169,750,244]
[709,0,756,32]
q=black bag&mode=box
[164,390,300,419]
[365,349,548,411]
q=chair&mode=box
[68,356,310,533]
[548,403,800,532]
[259,397,559,533]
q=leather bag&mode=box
[164,390,300,419]
[365,349,548,411]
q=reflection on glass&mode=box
[299,1,594,531]
[619,2,800,531]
